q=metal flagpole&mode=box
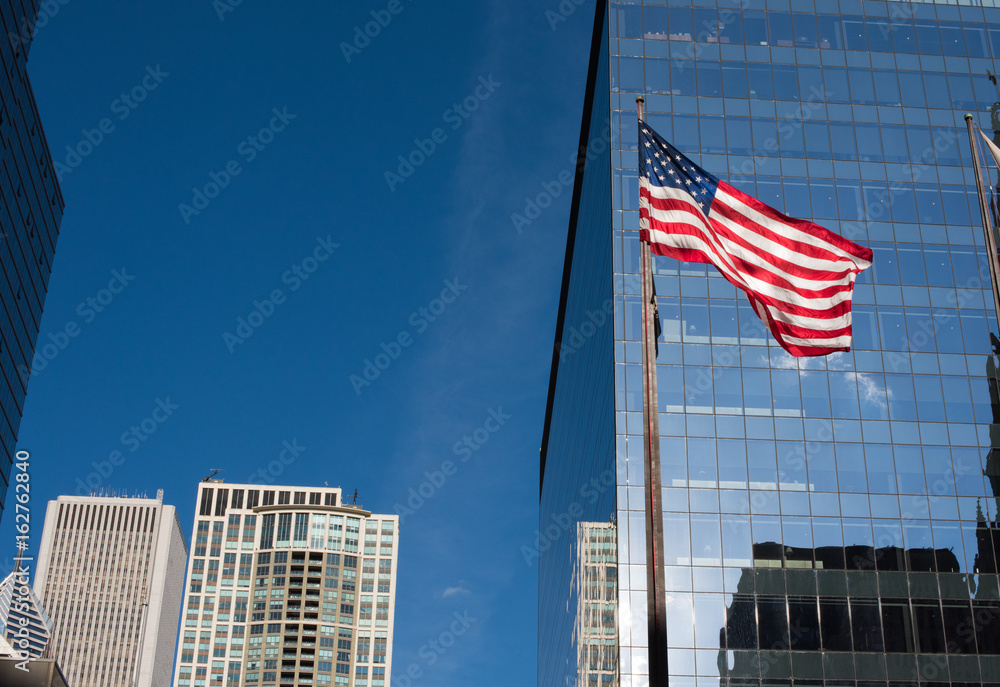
[637,95,669,685]
[965,113,1000,330]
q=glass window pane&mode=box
[891,16,917,53]
[897,71,926,107]
[882,599,916,652]
[851,598,884,652]
[697,60,722,98]
[848,68,876,105]
[938,21,966,57]
[768,11,794,46]
[772,64,799,101]
[842,15,868,50]
[915,20,942,54]
[914,601,947,653]
[820,598,852,651]
[793,13,818,47]
[722,62,748,98]
[747,63,773,100]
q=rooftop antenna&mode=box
[351,489,362,506]
[202,469,223,482]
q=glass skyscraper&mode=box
[0,0,65,525]
[540,1,1000,685]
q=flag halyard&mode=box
[638,123,873,357]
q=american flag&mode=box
[638,123,873,357]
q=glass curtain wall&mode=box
[608,1,1000,686]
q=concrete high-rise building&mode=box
[173,481,399,687]
[33,492,188,687]
[0,1,66,526]
[540,1,1000,685]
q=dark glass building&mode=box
[0,0,64,524]
[540,1,1000,685]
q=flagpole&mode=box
[965,113,1000,330]
[637,95,668,685]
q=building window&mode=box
[200,489,214,516]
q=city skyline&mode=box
[0,3,584,685]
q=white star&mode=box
[695,176,702,182]
[685,180,692,185]
[645,142,651,147]
[658,175,666,181]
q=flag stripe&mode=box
[638,124,873,357]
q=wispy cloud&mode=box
[443,585,471,598]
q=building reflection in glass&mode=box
[575,521,618,687]
[716,542,1000,685]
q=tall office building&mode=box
[576,521,619,687]
[173,481,399,687]
[0,565,53,658]
[540,1,1000,685]
[33,492,188,687]
[0,1,65,524]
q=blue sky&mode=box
[1,1,597,683]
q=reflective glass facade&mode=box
[0,0,64,524]
[541,1,1000,685]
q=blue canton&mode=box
[639,125,721,212]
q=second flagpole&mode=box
[637,95,669,685]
